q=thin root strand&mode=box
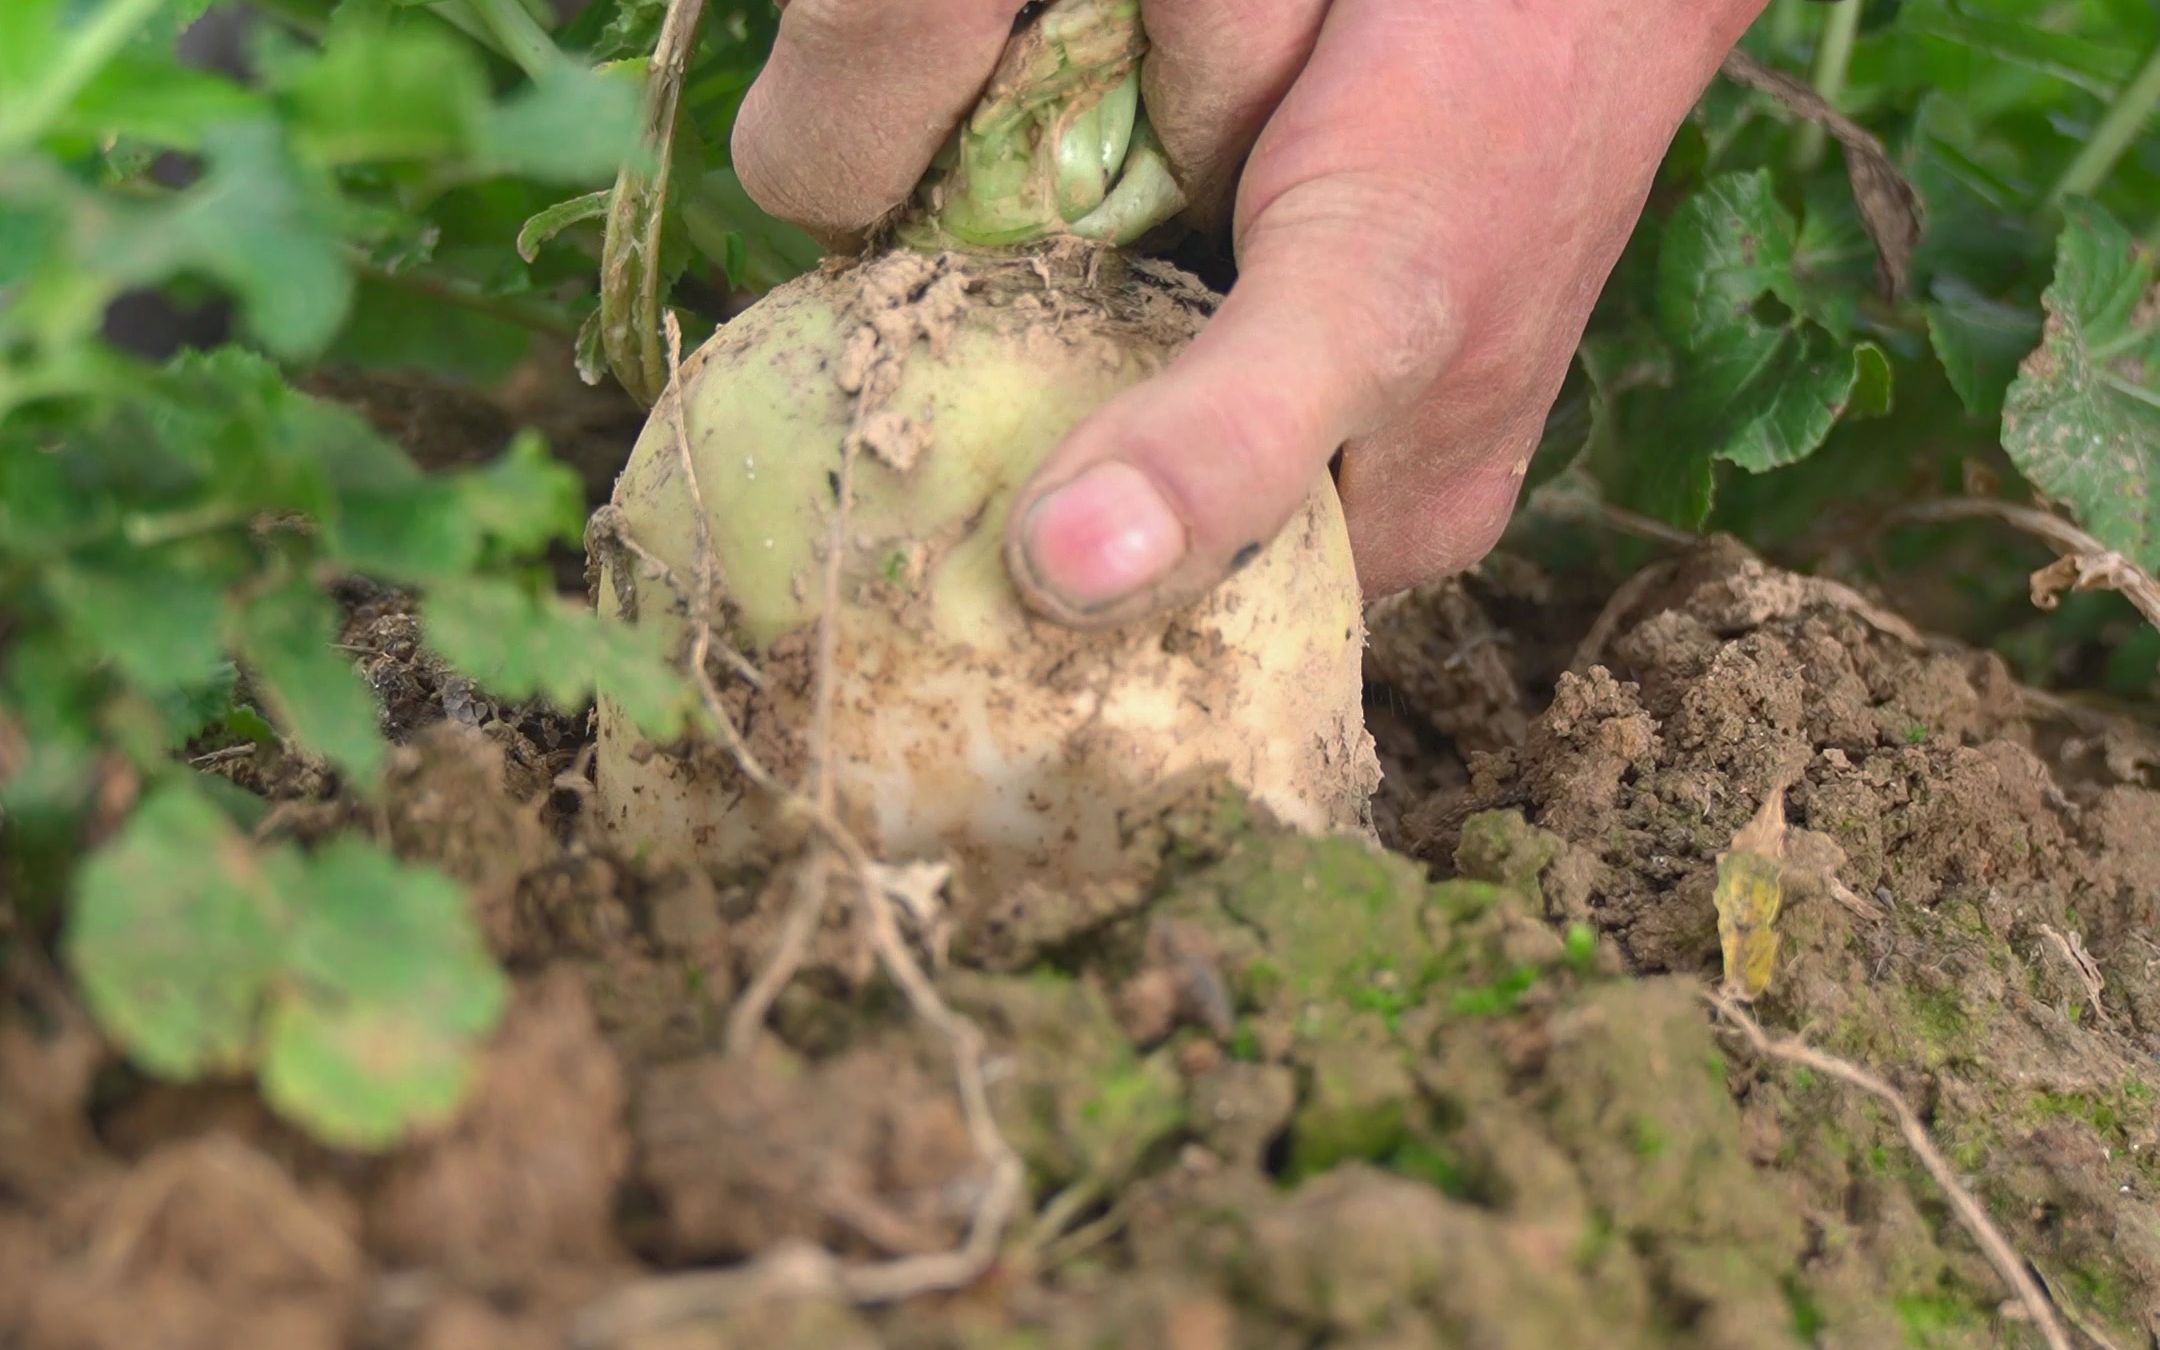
[1705,992,2071,1350]
[574,289,1027,1345]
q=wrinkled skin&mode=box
[735,0,1770,627]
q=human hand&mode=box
[732,0,1769,625]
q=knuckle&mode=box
[1379,461,1523,590]
[727,92,803,219]
[730,86,898,237]
[1435,420,1539,553]
[1148,0,1322,68]
[739,0,1023,235]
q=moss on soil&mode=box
[7,537,2160,1348]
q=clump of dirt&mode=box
[338,584,590,799]
[15,1135,365,1350]
[628,1035,977,1263]
[1397,535,2160,1345]
[1361,549,1610,845]
[186,582,588,815]
[367,968,629,1276]
[7,533,2160,1348]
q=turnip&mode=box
[591,0,1378,896]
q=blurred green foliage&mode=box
[0,0,751,1146]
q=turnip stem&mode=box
[1069,119,1185,245]
[2047,38,2160,206]
[350,258,578,337]
[458,0,564,82]
[901,0,1183,251]
[422,2,506,61]
[1765,0,1806,54]
[0,0,168,155]
[600,0,707,405]
[1791,0,1860,173]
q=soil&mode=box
[7,451,2160,1345]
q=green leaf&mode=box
[1,630,101,797]
[225,704,279,746]
[1655,170,1809,345]
[450,432,585,560]
[1668,329,1868,477]
[182,122,356,357]
[60,57,264,151]
[1927,277,2042,419]
[142,347,414,514]
[2002,199,2160,570]
[1849,342,1895,420]
[0,0,62,97]
[66,785,285,1078]
[684,168,823,292]
[1790,177,1878,343]
[46,548,228,696]
[422,575,693,736]
[1605,172,1888,526]
[53,120,356,358]
[0,0,180,154]
[319,275,535,385]
[331,477,479,581]
[330,435,582,581]
[261,839,507,1149]
[127,0,221,54]
[0,429,91,554]
[282,21,489,165]
[234,576,384,780]
[477,62,643,184]
[577,0,668,62]
[1524,357,1594,493]
[68,789,507,1151]
[194,770,272,831]
[573,305,609,384]
[0,194,59,292]
[1900,5,2141,100]
[517,188,612,263]
[153,659,241,745]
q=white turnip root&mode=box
[591,0,1377,895]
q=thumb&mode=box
[1004,174,1462,627]
[1003,2,1464,628]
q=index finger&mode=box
[1139,0,1328,232]
[732,0,1025,246]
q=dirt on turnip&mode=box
[5,374,2160,1346]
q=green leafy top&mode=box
[899,0,1186,250]
[69,786,509,1149]
[0,0,754,1148]
[2002,200,2159,571]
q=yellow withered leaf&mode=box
[1715,785,1789,1001]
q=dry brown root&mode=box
[570,316,1026,1346]
[1893,497,2160,636]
